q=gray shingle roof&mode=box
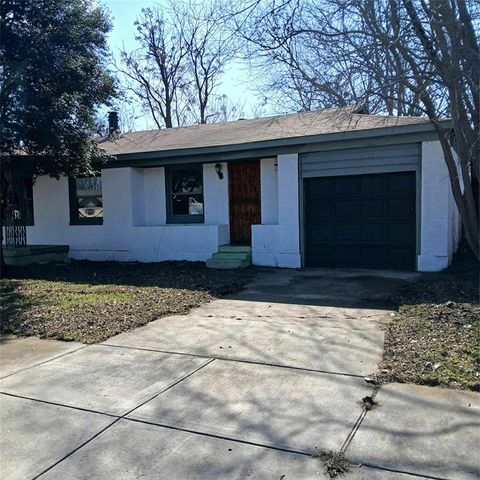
[100,107,431,156]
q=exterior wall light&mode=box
[215,163,224,179]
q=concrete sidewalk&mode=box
[1,269,479,479]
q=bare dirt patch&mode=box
[1,261,255,344]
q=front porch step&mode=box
[206,245,252,269]
[218,245,252,253]
[206,258,250,269]
[211,252,252,261]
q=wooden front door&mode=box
[229,160,261,245]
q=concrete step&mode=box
[206,257,250,269]
[211,252,252,261]
[218,245,252,254]
[207,244,253,269]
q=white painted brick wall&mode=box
[252,154,301,268]
[140,167,167,226]
[24,165,229,262]
[418,140,461,271]
[260,158,278,224]
[20,143,459,270]
[203,162,229,229]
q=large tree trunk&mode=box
[435,127,480,260]
[401,0,480,260]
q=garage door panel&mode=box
[334,201,358,218]
[359,224,385,242]
[360,199,385,217]
[388,224,415,242]
[306,244,415,269]
[305,172,416,270]
[389,248,415,269]
[360,175,384,193]
[309,225,333,241]
[387,198,414,216]
[337,246,386,268]
[334,249,360,267]
[359,248,388,268]
[387,172,415,192]
[335,224,358,241]
[334,176,358,194]
[308,201,330,219]
[306,247,332,266]
[308,178,331,194]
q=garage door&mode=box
[304,172,416,270]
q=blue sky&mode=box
[101,0,261,129]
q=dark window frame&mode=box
[2,171,35,227]
[69,175,104,226]
[165,164,205,224]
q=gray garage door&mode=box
[304,172,416,270]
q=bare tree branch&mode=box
[117,1,238,128]
[229,0,479,257]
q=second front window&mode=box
[69,176,103,225]
[166,165,204,223]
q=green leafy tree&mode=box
[0,0,117,270]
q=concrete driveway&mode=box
[1,269,479,480]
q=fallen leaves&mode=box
[379,271,479,391]
[0,260,255,344]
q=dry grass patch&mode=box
[1,260,255,343]
[380,269,479,391]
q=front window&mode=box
[166,165,204,223]
[69,176,103,225]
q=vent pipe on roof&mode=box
[108,111,119,136]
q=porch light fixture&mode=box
[215,163,224,179]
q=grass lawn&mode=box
[380,255,479,391]
[0,260,255,344]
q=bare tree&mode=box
[117,1,237,128]
[117,6,190,128]
[395,0,479,258]
[231,0,479,258]
[229,0,426,114]
[336,0,479,258]
[206,94,245,123]
[172,0,237,124]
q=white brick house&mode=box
[11,108,461,271]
